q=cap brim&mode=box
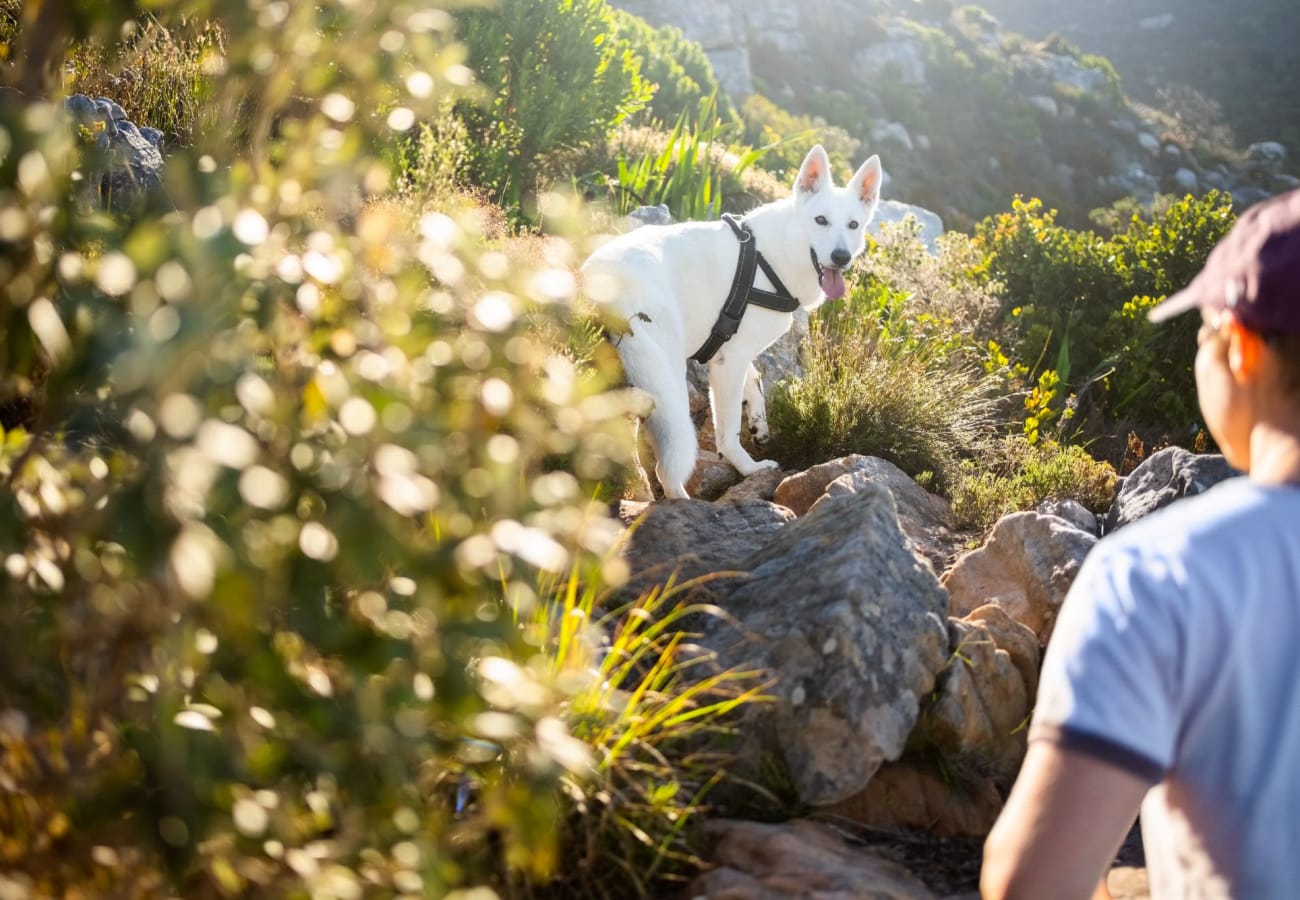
[1146,285,1204,323]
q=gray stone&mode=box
[1247,141,1287,177]
[1029,94,1059,117]
[625,203,671,229]
[1035,497,1099,536]
[868,199,946,253]
[1103,447,1239,534]
[616,497,794,601]
[871,120,915,151]
[64,92,166,213]
[709,487,951,804]
[1173,167,1199,194]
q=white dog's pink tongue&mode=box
[820,267,847,299]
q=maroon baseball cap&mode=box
[1148,188,1300,333]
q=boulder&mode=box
[1246,141,1287,178]
[689,818,936,900]
[64,93,166,213]
[911,615,1033,787]
[941,511,1097,644]
[1103,447,1238,534]
[775,455,964,573]
[868,200,946,253]
[706,486,950,805]
[616,498,794,601]
[825,759,1004,838]
[1034,498,1098,536]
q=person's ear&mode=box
[1227,319,1264,383]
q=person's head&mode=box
[1148,189,1300,471]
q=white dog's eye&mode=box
[815,215,829,226]
[849,220,860,230]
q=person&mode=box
[981,187,1300,899]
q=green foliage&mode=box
[611,94,767,221]
[533,572,768,897]
[0,2,702,896]
[766,278,1001,493]
[610,10,732,126]
[452,0,654,215]
[950,436,1119,531]
[739,94,861,182]
[973,192,1235,433]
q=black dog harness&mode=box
[691,214,802,364]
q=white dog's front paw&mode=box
[736,458,779,476]
[747,416,770,444]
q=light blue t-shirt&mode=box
[1031,477,1300,898]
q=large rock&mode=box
[707,486,950,805]
[689,818,936,900]
[775,456,964,572]
[64,93,166,213]
[826,759,1004,839]
[941,511,1097,644]
[913,615,1033,787]
[1103,447,1238,534]
[868,199,946,253]
[616,498,794,600]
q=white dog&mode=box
[582,144,882,499]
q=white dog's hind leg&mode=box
[742,363,769,444]
[617,332,697,499]
[710,357,779,476]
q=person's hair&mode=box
[1267,331,1300,398]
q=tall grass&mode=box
[613,93,769,221]
[526,568,770,898]
[767,280,1002,494]
[63,16,226,145]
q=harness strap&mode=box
[691,214,800,364]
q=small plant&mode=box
[527,569,770,898]
[950,435,1118,531]
[612,93,768,221]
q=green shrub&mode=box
[738,94,861,182]
[973,192,1235,434]
[611,10,732,126]
[607,94,769,221]
[452,0,653,215]
[951,436,1119,531]
[767,279,1001,493]
[534,572,767,897]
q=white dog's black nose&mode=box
[830,249,851,268]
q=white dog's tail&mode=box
[616,330,696,500]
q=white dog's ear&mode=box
[849,155,883,206]
[794,144,832,199]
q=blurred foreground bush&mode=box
[0,3,738,897]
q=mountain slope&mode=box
[973,0,1300,154]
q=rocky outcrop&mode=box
[1103,446,1239,534]
[940,511,1097,644]
[64,93,167,213]
[615,447,1231,889]
[705,486,951,805]
[608,0,1296,225]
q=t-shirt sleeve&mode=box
[1029,539,1186,784]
